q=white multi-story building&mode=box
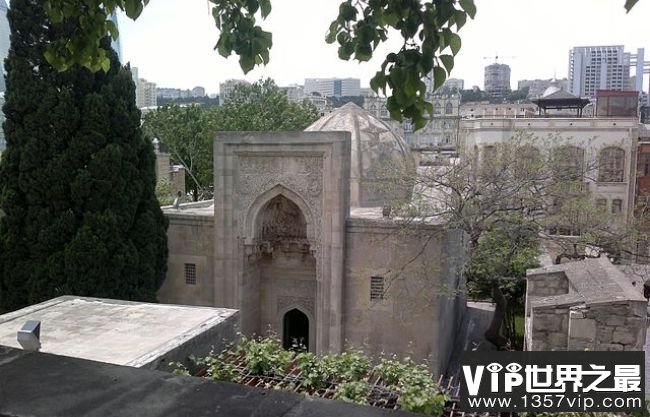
[304,78,360,97]
[407,94,461,149]
[568,45,645,98]
[219,79,250,104]
[459,116,639,222]
[136,77,157,108]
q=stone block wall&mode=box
[528,305,570,350]
[526,272,569,298]
[568,302,647,351]
[528,300,647,351]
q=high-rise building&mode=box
[484,63,511,102]
[137,79,157,108]
[568,45,644,98]
[304,78,360,97]
[130,67,157,108]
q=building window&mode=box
[433,102,441,115]
[185,263,197,285]
[596,199,607,211]
[552,146,585,181]
[611,199,622,214]
[445,102,453,114]
[598,147,625,182]
[370,276,384,300]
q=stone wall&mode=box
[157,203,215,307]
[568,302,647,351]
[344,218,466,377]
[527,304,571,351]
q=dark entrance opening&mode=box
[283,309,309,350]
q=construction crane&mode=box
[482,55,517,64]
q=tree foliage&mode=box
[142,78,319,200]
[405,132,645,346]
[0,0,167,312]
[143,104,213,201]
[38,0,639,130]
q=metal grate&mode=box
[370,276,384,300]
[191,356,508,417]
[185,263,197,285]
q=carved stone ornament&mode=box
[277,296,315,316]
[237,155,323,244]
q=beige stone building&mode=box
[458,116,640,221]
[525,258,647,351]
[158,104,467,376]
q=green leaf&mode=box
[449,33,461,56]
[338,2,357,21]
[459,0,477,19]
[124,0,144,18]
[454,10,467,29]
[355,44,372,62]
[259,0,272,18]
[370,71,386,94]
[625,0,639,11]
[325,21,339,44]
[433,66,446,90]
[100,56,111,72]
[106,20,119,40]
[239,53,256,73]
[439,54,454,74]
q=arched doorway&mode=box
[283,308,309,350]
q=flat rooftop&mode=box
[162,200,214,217]
[0,296,237,367]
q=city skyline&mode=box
[117,0,650,95]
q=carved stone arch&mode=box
[278,303,316,352]
[244,184,315,245]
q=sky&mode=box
[117,0,650,95]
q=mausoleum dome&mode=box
[542,79,562,98]
[306,102,414,208]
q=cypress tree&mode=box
[0,0,168,312]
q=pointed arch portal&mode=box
[283,308,309,350]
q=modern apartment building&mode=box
[137,79,157,108]
[568,45,645,98]
[484,63,511,102]
[304,78,360,97]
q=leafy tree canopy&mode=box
[142,78,319,200]
[0,0,167,311]
[39,0,639,129]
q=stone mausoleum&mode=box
[158,104,467,376]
